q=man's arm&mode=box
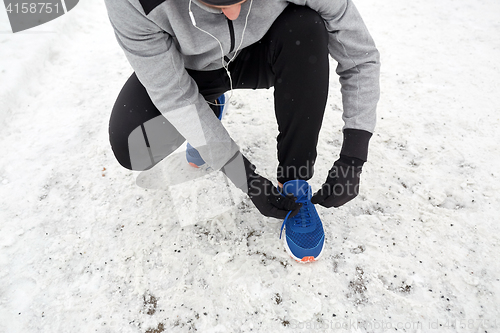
[104,0,239,171]
[287,0,380,207]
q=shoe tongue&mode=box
[282,180,311,200]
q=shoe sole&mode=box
[188,162,200,168]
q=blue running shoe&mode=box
[186,95,225,168]
[280,180,325,262]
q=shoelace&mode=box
[279,188,312,239]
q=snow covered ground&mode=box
[1,0,499,332]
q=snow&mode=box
[1,0,499,332]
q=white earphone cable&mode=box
[188,0,253,107]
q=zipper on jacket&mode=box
[227,19,235,53]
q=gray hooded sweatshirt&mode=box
[104,0,380,171]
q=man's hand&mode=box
[311,155,363,208]
[246,173,302,219]
[222,152,301,219]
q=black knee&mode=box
[275,4,328,49]
[108,73,165,171]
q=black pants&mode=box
[109,4,329,184]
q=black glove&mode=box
[311,155,364,208]
[221,152,302,219]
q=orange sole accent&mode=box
[188,162,200,168]
[299,256,316,263]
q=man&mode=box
[104,0,380,262]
